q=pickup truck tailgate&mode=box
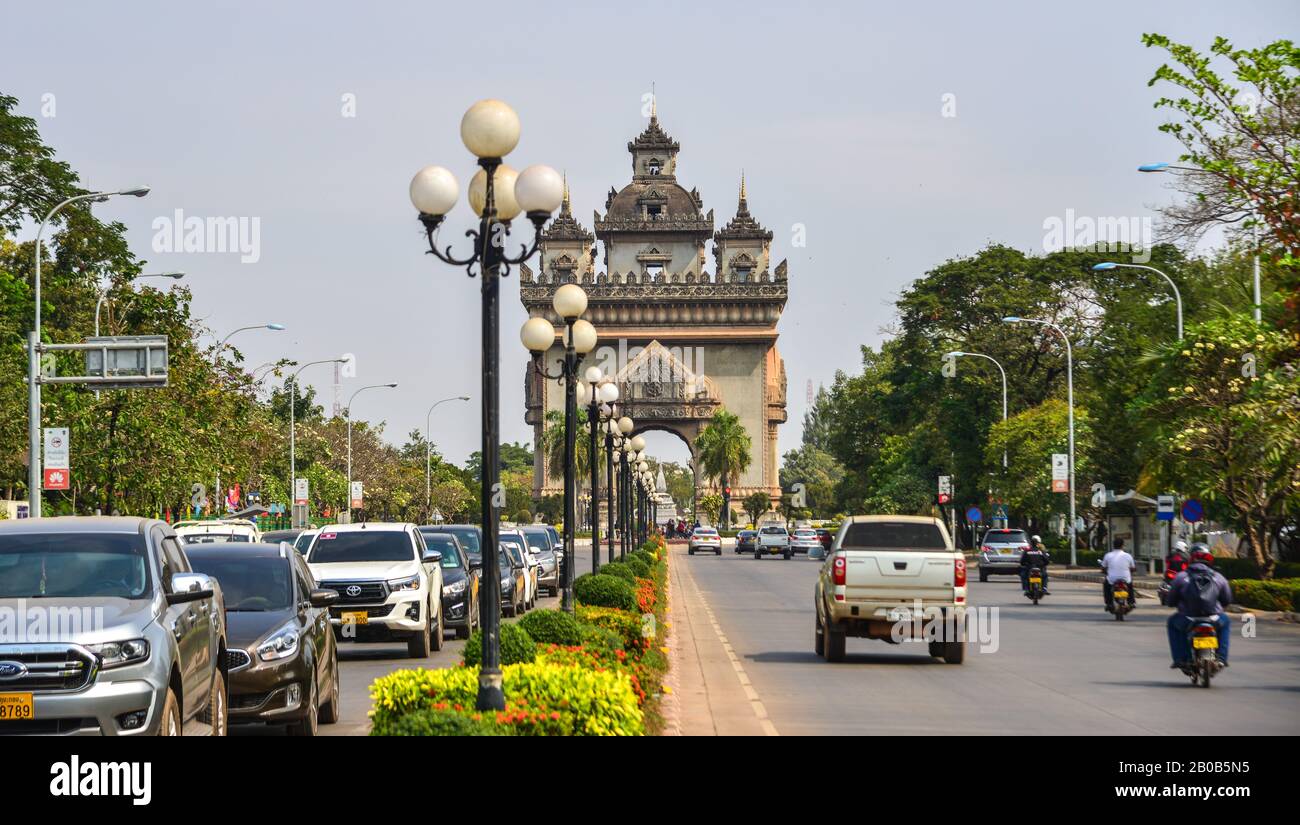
[844,551,956,602]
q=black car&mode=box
[186,542,340,736]
[420,529,479,640]
[434,524,483,569]
[735,530,758,554]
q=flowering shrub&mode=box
[540,644,653,707]
[576,605,644,651]
[635,577,657,613]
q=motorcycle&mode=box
[1182,617,1224,688]
[1024,566,1045,605]
[1112,580,1133,621]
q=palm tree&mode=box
[694,409,752,529]
[539,408,595,483]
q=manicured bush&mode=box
[1230,578,1300,612]
[578,622,625,652]
[574,573,638,612]
[371,707,512,736]
[370,662,644,736]
[623,555,652,579]
[577,605,644,650]
[630,549,656,568]
[462,622,537,667]
[518,609,584,646]
[598,562,637,582]
[1216,559,1300,580]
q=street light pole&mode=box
[28,187,149,518]
[425,396,470,521]
[345,382,397,522]
[290,358,346,523]
[1092,262,1184,339]
[945,351,1008,468]
[214,323,286,364]
[1004,316,1077,565]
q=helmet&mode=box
[1031,535,1042,545]
[1173,539,1189,554]
[1190,543,1214,565]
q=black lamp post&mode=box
[408,99,565,712]
[522,284,597,614]
[584,375,619,574]
[605,425,618,564]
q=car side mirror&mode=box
[166,572,215,605]
[309,588,339,608]
[423,549,443,563]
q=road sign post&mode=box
[1050,453,1068,493]
[42,427,69,490]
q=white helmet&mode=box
[1031,535,1043,544]
[1173,539,1189,553]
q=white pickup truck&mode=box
[814,515,967,664]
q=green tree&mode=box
[742,491,771,527]
[694,408,752,530]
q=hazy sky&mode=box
[3,1,1294,467]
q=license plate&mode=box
[887,608,911,621]
[1192,636,1218,650]
[1114,591,1128,599]
[340,611,368,625]
[1029,576,1042,584]
[999,549,1015,555]
[0,693,34,721]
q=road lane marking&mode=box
[692,576,779,736]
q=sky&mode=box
[3,0,1294,468]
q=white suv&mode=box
[304,523,444,658]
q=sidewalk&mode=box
[662,544,777,736]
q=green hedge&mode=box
[463,623,537,667]
[1230,578,1300,612]
[518,609,584,646]
[623,555,652,579]
[574,573,638,612]
[598,562,637,582]
[1216,559,1300,580]
[372,707,513,736]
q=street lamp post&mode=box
[27,186,149,518]
[425,396,471,521]
[345,382,397,522]
[1092,262,1184,339]
[408,99,565,711]
[290,358,346,524]
[944,351,1008,468]
[214,323,286,364]
[583,370,619,574]
[1003,316,1077,564]
[605,422,619,564]
[522,283,598,613]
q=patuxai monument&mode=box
[521,109,789,504]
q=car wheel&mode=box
[157,687,181,737]
[717,548,723,556]
[942,641,965,665]
[408,617,432,658]
[824,626,846,663]
[289,679,318,736]
[320,656,341,725]
[456,621,471,640]
[200,669,228,736]
[814,613,825,656]
[431,605,445,651]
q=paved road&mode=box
[234,539,607,736]
[673,542,1300,736]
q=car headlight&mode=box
[256,623,299,662]
[500,577,513,591]
[444,579,467,596]
[88,639,150,669]
[388,574,422,592]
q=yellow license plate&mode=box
[0,693,34,721]
[1029,576,1042,584]
[1192,637,1218,650]
[341,611,368,625]
[1114,591,1128,599]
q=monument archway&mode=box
[522,110,788,502]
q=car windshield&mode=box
[984,530,1028,543]
[442,527,480,554]
[695,528,717,536]
[189,555,292,611]
[842,522,948,550]
[0,532,150,599]
[522,532,551,554]
[421,533,462,568]
[309,531,413,563]
[182,533,251,544]
[795,530,815,537]
[501,541,524,566]
[294,533,316,552]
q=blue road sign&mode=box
[1181,498,1204,523]
[966,506,983,523]
[992,503,1008,520]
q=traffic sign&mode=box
[992,503,1008,521]
[350,481,364,509]
[1156,494,1176,522]
[1051,453,1068,493]
[294,477,309,505]
[1181,498,1204,523]
[938,475,952,504]
[966,506,983,523]
[42,428,69,490]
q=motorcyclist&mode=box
[1165,539,1190,577]
[1166,545,1233,670]
[1019,534,1051,594]
[1100,537,1137,612]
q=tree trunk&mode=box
[1245,516,1276,578]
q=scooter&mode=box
[1112,580,1133,621]
[1024,566,1045,605]
[1182,617,1224,688]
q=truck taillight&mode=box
[832,555,846,586]
[954,557,967,587]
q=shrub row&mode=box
[1230,578,1300,612]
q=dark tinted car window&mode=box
[841,522,948,550]
[983,530,1028,543]
[441,527,480,555]
[421,533,462,567]
[501,541,524,567]
[309,531,414,563]
[189,555,292,611]
[0,533,150,599]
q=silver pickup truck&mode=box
[814,515,967,664]
[0,516,228,736]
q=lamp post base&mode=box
[476,667,505,712]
